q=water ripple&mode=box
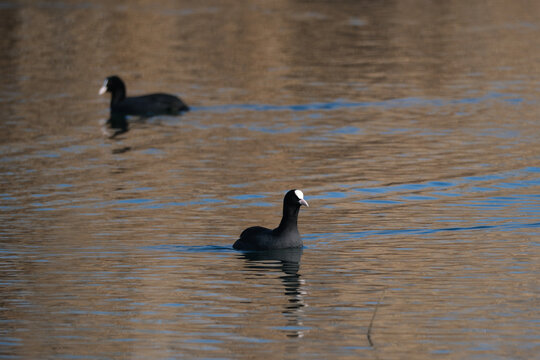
[193,92,520,113]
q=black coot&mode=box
[99,75,190,116]
[233,190,309,251]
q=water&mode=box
[1,0,539,359]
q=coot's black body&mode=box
[100,75,190,117]
[109,93,189,117]
[233,190,309,251]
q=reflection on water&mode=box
[1,0,539,359]
[101,113,129,138]
[240,248,306,338]
[111,146,132,154]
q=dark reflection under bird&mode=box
[240,247,307,338]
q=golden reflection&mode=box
[240,248,307,338]
[0,0,538,359]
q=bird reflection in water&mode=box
[240,248,307,338]
[99,114,131,154]
[100,113,129,139]
[111,146,131,154]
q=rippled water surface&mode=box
[1,1,539,359]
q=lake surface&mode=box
[1,0,539,359]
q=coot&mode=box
[99,75,190,117]
[233,190,309,251]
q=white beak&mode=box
[99,85,107,95]
[299,199,309,207]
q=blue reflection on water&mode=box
[145,245,234,253]
[192,92,521,113]
[314,222,540,241]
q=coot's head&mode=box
[99,75,125,95]
[285,189,309,208]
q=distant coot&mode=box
[233,190,309,251]
[99,75,189,116]
[99,75,189,137]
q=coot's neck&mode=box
[276,204,300,233]
[110,84,126,105]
